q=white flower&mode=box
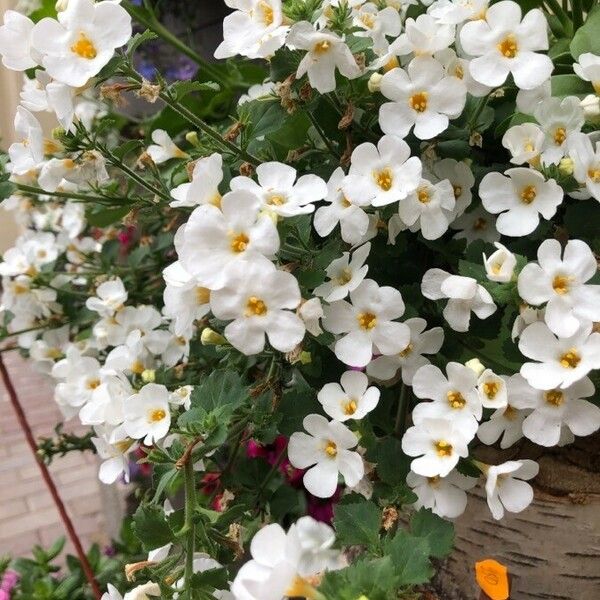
[169,385,194,411]
[428,157,475,218]
[353,3,401,54]
[101,584,123,600]
[421,268,496,332]
[398,178,455,240]
[231,161,327,217]
[8,107,45,175]
[484,459,539,520]
[451,205,500,245]
[581,93,600,119]
[314,243,370,302]
[343,135,422,208]
[123,582,161,600]
[29,325,69,374]
[502,123,545,165]
[169,153,223,208]
[573,52,600,94]
[511,304,544,341]
[31,0,131,87]
[288,414,364,498]
[147,129,188,164]
[175,190,279,290]
[567,132,600,201]
[389,14,454,57]
[124,383,171,445]
[215,0,289,60]
[238,81,276,105]
[322,278,410,368]
[518,239,600,338]
[516,80,551,115]
[287,21,361,93]
[483,242,517,283]
[434,48,492,98]
[313,167,370,245]
[477,401,526,449]
[407,469,477,519]
[366,317,443,384]
[0,10,38,70]
[480,168,563,236]
[210,258,304,355]
[402,417,470,477]
[519,322,600,390]
[477,369,508,409]
[509,374,599,447]
[428,0,488,25]
[379,56,466,140]
[412,362,482,438]
[86,278,127,317]
[299,297,324,337]
[460,0,552,90]
[79,371,131,427]
[318,370,380,422]
[92,425,135,485]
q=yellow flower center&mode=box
[453,185,462,198]
[417,187,431,204]
[473,217,488,230]
[482,381,500,399]
[520,185,537,204]
[497,34,518,58]
[46,347,63,359]
[258,0,274,25]
[427,475,441,487]
[503,405,517,420]
[115,438,135,453]
[267,193,286,206]
[196,286,210,305]
[545,390,564,406]
[454,64,464,79]
[324,440,338,457]
[12,283,29,294]
[553,127,567,146]
[210,192,222,208]
[314,40,331,54]
[230,232,249,253]
[399,342,413,358]
[343,399,358,415]
[559,348,581,369]
[374,167,393,191]
[357,311,377,330]
[409,91,428,113]
[360,13,376,28]
[491,262,503,275]
[336,268,353,285]
[246,296,267,317]
[434,440,453,457]
[341,195,352,208]
[447,390,466,409]
[286,576,319,600]
[587,167,600,183]
[149,408,166,422]
[552,274,572,295]
[44,139,61,155]
[70,32,97,59]
[86,378,101,390]
[131,360,145,374]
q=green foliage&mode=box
[334,498,382,548]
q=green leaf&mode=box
[570,6,600,59]
[277,371,321,436]
[372,437,410,486]
[551,74,594,97]
[188,369,248,414]
[126,30,159,58]
[334,499,381,548]
[410,508,454,558]
[171,80,221,101]
[383,530,433,586]
[86,205,131,227]
[132,504,175,551]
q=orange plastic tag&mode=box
[475,559,509,600]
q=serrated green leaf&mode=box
[171,80,220,101]
[132,504,175,551]
[334,500,381,548]
[86,206,131,227]
[383,530,433,585]
[410,508,454,558]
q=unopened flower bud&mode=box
[581,94,600,119]
[185,131,200,147]
[368,72,383,93]
[55,0,68,11]
[141,369,155,383]
[558,157,574,176]
[465,358,485,376]
[201,328,227,346]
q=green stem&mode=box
[544,0,573,36]
[183,459,196,598]
[15,183,123,205]
[394,384,409,437]
[306,112,341,158]
[571,0,584,29]
[468,94,490,132]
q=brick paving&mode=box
[0,353,116,558]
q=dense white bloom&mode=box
[477,403,526,449]
[170,153,222,208]
[573,52,600,94]
[29,325,69,374]
[79,371,132,427]
[511,304,545,341]
[353,3,401,54]
[516,80,551,115]
[31,0,132,87]
[483,242,517,283]
[175,190,279,289]
[428,158,475,218]
[124,383,171,445]
[388,14,454,56]
[519,322,600,390]
[460,0,552,90]
[412,363,482,438]
[123,583,161,600]
[567,132,600,201]
[215,0,289,60]
[298,297,324,337]
[86,278,127,317]
[343,136,422,208]
[407,469,477,519]
[509,374,599,446]
[421,269,496,332]
[477,369,508,410]
[398,178,455,240]
[147,129,188,164]
[289,414,364,498]
[314,243,370,302]
[0,10,38,70]
[322,278,410,367]
[210,258,304,355]
[318,370,380,422]
[367,317,443,384]
[434,48,492,98]
[428,0,488,25]
[287,21,361,93]
[231,161,327,217]
[518,239,600,338]
[451,205,500,245]
[484,459,539,520]
[92,425,135,485]
[402,417,470,477]
[313,167,370,245]
[502,123,545,166]
[379,57,466,140]
[9,107,45,175]
[480,168,563,236]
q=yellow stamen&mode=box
[343,399,358,415]
[357,312,377,330]
[230,232,249,253]
[587,167,600,183]
[267,193,286,206]
[503,405,517,420]
[553,127,566,146]
[246,296,267,317]
[453,185,462,198]
[520,185,537,204]
[545,390,564,406]
[482,381,499,399]
[434,440,453,457]
[428,475,441,486]
[417,187,431,204]
[149,408,166,422]
[324,440,338,457]
[447,390,466,409]
[341,195,352,208]
[559,348,581,369]
[473,217,488,230]
[497,34,518,59]
[258,0,274,26]
[70,32,97,59]
[286,576,320,599]
[131,360,145,375]
[196,286,210,305]
[313,40,331,54]
[552,275,572,295]
[336,268,353,285]
[374,167,393,191]
[399,342,413,358]
[409,91,428,113]
[86,378,101,390]
[360,13,376,28]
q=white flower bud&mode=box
[368,72,383,93]
[580,93,600,119]
[465,358,485,376]
[483,242,517,283]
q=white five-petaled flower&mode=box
[175,189,279,290]
[518,239,600,338]
[567,132,600,201]
[366,317,444,384]
[460,0,553,90]
[342,135,422,208]
[484,459,539,520]
[0,10,38,71]
[379,56,466,140]
[318,370,380,422]
[428,0,489,25]
[147,129,188,165]
[170,153,223,208]
[428,157,475,218]
[573,52,600,94]
[402,417,470,477]
[388,13,454,57]
[412,362,482,438]
[85,278,127,317]
[8,106,46,175]
[480,168,563,237]
[231,161,327,217]
[483,242,517,283]
[353,2,401,55]
[123,383,171,445]
[92,425,135,485]
[31,0,132,87]
[519,321,600,390]
[287,21,361,93]
[322,278,410,368]
[288,413,364,498]
[477,402,526,449]
[421,268,496,332]
[502,123,545,165]
[451,205,500,245]
[210,258,305,355]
